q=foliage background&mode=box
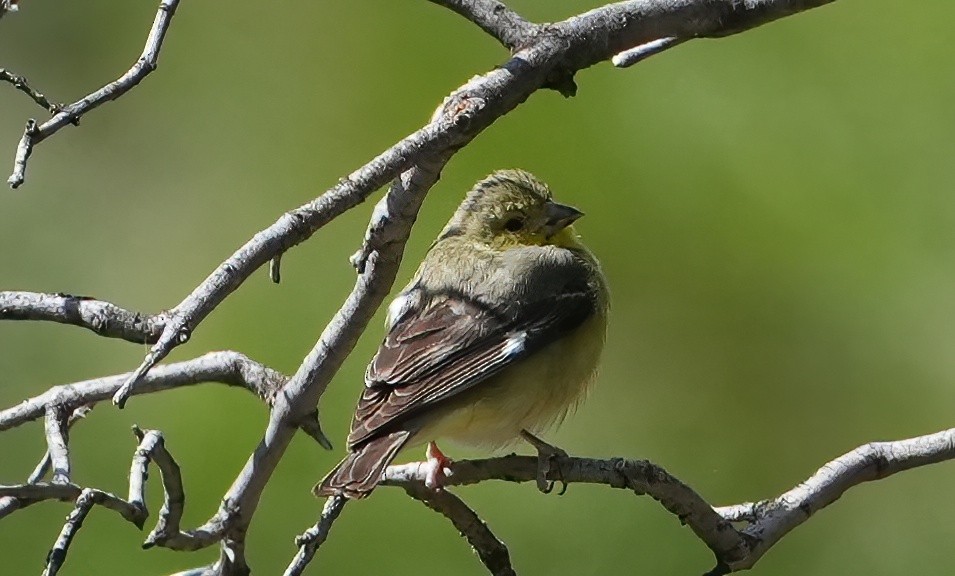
[2,1,955,574]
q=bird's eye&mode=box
[503,217,525,232]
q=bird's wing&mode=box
[346,288,595,448]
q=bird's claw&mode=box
[520,429,568,495]
[424,441,453,490]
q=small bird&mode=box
[315,169,609,499]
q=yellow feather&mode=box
[415,307,607,449]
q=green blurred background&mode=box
[3,1,955,574]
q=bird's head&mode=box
[441,169,585,250]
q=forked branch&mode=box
[6,0,181,188]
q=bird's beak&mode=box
[542,201,584,237]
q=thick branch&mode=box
[384,455,747,566]
[0,291,166,344]
[383,426,955,573]
[7,0,181,188]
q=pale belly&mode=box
[413,311,607,450]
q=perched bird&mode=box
[315,169,609,499]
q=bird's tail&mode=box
[313,430,412,499]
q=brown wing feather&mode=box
[346,290,594,448]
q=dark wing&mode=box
[347,288,595,448]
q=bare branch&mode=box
[382,426,955,573]
[29,405,94,484]
[0,482,82,502]
[714,428,955,571]
[0,291,166,344]
[0,68,63,114]
[612,36,685,67]
[5,403,953,573]
[427,0,538,51]
[404,484,515,576]
[384,455,747,567]
[6,0,182,188]
[284,495,347,576]
[43,404,71,484]
[0,482,145,524]
[0,351,320,438]
[38,486,147,576]
[131,427,187,549]
[42,489,98,576]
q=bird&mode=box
[315,169,609,499]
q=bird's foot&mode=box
[520,429,569,495]
[424,441,453,490]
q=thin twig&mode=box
[42,489,96,576]
[269,254,282,284]
[612,36,686,67]
[0,291,166,344]
[0,68,63,113]
[404,484,516,576]
[7,0,182,188]
[284,495,347,576]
